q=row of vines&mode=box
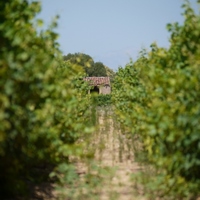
[0,0,94,198]
[112,2,200,199]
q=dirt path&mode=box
[69,108,147,200]
[93,108,146,200]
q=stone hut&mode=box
[84,77,111,94]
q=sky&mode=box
[38,0,198,71]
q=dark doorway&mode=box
[90,86,99,94]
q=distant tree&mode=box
[63,53,114,77]
[105,65,115,81]
[90,62,107,77]
[63,53,94,75]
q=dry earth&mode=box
[91,108,147,200]
[70,108,147,200]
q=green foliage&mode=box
[63,53,114,77]
[91,62,107,77]
[0,0,92,197]
[105,65,116,82]
[63,53,95,76]
[93,94,112,107]
[112,2,200,199]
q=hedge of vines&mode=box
[93,94,112,106]
[0,0,92,197]
[112,2,200,199]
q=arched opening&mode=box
[90,86,99,94]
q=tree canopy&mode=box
[91,62,107,77]
[63,53,114,77]
[63,53,94,75]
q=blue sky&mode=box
[38,0,198,70]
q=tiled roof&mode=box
[84,77,110,86]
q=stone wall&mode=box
[99,85,111,94]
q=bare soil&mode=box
[91,108,147,200]
[70,108,147,200]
